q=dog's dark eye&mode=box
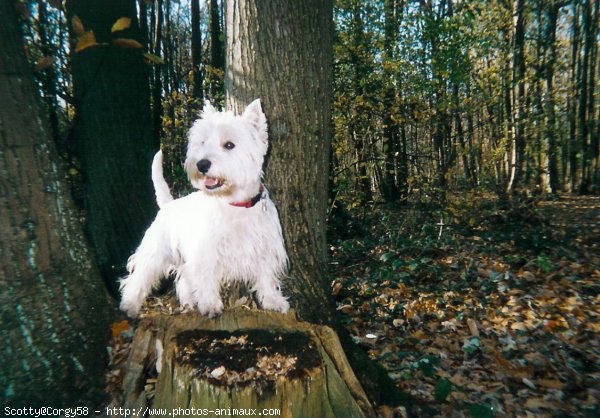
[223,141,235,150]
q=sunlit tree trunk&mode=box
[507,0,527,195]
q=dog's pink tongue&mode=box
[204,177,219,187]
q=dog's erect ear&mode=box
[243,99,268,143]
[202,100,217,117]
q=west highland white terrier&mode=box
[119,99,290,318]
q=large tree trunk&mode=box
[0,1,114,406]
[224,0,335,325]
[222,0,408,410]
[66,0,157,294]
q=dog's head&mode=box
[184,99,269,200]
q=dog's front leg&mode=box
[119,221,170,317]
[178,261,224,318]
[120,257,165,317]
[253,267,290,314]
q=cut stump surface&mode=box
[120,308,375,418]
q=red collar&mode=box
[229,184,265,208]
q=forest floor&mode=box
[329,194,600,418]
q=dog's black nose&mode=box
[197,159,211,174]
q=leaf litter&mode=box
[330,195,600,417]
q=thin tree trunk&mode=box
[138,0,148,45]
[466,80,478,186]
[578,0,592,192]
[507,0,527,195]
[152,0,164,142]
[191,0,203,102]
[502,36,513,195]
[380,0,402,203]
[584,0,599,191]
[353,130,372,202]
[0,2,114,406]
[568,1,580,191]
[533,2,544,190]
[595,33,600,187]
[453,83,473,185]
[36,1,61,151]
[162,0,172,96]
[542,1,561,194]
[399,123,409,197]
[208,0,225,100]
[349,0,372,203]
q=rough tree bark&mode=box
[224,0,335,325]
[65,0,157,294]
[0,1,114,406]
[223,0,407,409]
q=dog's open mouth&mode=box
[204,176,225,190]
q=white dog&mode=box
[119,99,290,318]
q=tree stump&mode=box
[121,308,375,418]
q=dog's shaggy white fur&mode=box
[119,99,289,317]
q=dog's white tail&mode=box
[152,150,174,209]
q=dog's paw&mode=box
[196,298,224,318]
[119,297,142,318]
[260,294,290,313]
